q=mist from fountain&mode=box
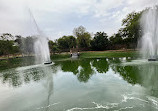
[140,6,158,60]
[28,10,51,64]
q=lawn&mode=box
[51,50,139,60]
[79,50,139,58]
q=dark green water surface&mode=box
[0,58,158,111]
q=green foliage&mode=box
[80,51,138,58]
[15,35,22,48]
[91,32,109,50]
[108,11,142,49]
[15,36,36,55]
[50,53,70,60]
[0,40,13,55]
[121,11,142,48]
[92,59,109,73]
[0,33,20,56]
[73,26,91,48]
[57,35,77,50]
[77,32,91,48]
[49,40,59,53]
[109,33,123,45]
[0,9,146,56]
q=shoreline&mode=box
[0,50,139,60]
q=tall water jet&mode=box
[140,6,158,61]
[28,10,51,64]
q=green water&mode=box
[0,58,158,111]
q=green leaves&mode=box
[73,26,91,48]
[57,35,77,50]
[122,11,142,40]
[91,32,109,51]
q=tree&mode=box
[15,35,23,52]
[121,11,142,48]
[0,33,19,57]
[57,35,77,51]
[73,26,91,49]
[48,40,59,54]
[25,37,35,55]
[15,36,35,55]
[109,30,124,49]
[109,33,123,45]
[91,32,109,50]
[0,40,15,57]
[1,33,14,40]
[67,36,77,48]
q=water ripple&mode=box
[66,102,118,111]
[36,102,60,110]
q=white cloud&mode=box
[0,0,157,39]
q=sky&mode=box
[0,0,157,40]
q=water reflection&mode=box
[92,59,109,73]
[0,58,145,86]
[1,66,45,87]
[112,65,141,85]
[55,58,158,98]
[54,58,109,83]
[0,58,158,92]
[1,58,158,110]
[116,60,158,97]
[140,64,158,97]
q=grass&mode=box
[50,53,70,60]
[50,50,139,60]
[79,50,139,58]
[0,57,35,71]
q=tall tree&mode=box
[121,11,142,48]
[73,26,91,48]
[57,35,77,50]
[91,32,109,51]
[0,34,17,57]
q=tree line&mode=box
[0,9,143,57]
[49,10,142,53]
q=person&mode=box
[70,50,72,57]
[77,51,80,56]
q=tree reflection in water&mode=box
[111,59,158,97]
[1,67,45,87]
[54,58,109,83]
[140,64,158,97]
[1,58,158,98]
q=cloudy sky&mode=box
[0,0,157,40]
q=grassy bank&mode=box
[0,51,138,71]
[50,53,70,60]
[0,57,35,71]
[80,50,139,58]
[51,50,139,60]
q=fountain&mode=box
[140,6,158,61]
[28,9,52,64]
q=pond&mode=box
[0,57,158,111]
